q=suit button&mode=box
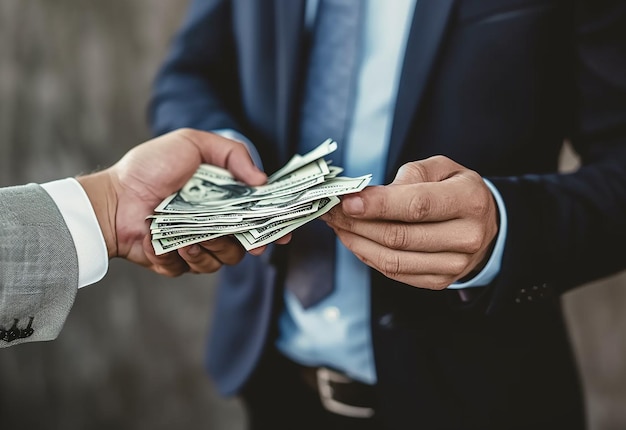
[20,317,34,338]
[378,313,395,329]
[6,327,20,342]
[515,283,553,304]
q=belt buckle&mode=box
[316,367,375,419]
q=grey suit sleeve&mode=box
[0,183,79,347]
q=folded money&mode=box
[150,139,372,255]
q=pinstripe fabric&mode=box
[0,183,79,346]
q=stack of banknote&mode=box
[150,139,372,255]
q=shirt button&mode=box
[323,306,341,321]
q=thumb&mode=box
[393,155,463,185]
[187,130,267,186]
[225,148,267,187]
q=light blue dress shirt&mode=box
[221,0,508,385]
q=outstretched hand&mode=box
[78,128,289,277]
[322,156,498,290]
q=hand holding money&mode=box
[79,128,266,276]
[322,156,499,290]
[150,139,372,255]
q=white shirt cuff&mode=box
[41,178,109,289]
[448,178,507,289]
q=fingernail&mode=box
[343,196,364,215]
[187,245,201,256]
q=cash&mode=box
[150,139,372,255]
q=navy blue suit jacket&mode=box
[150,1,626,428]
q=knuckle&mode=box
[430,154,452,165]
[205,263,222,273]
[403,161,429,182]
[407,193,431,220]
[326,209,349,230]
[424,277,451,291]
[192,262,220,274]
[184,253,204,263]
[204,239,236,256]
[340,231,354,249]
[429,155,459,173]
[156,266,184,278]
[379,252,402,278]
[466,177,492,216]
[339,213,355,230]
[460,230,484,254]
[176,127,197,140]
[203,256,223,269]
[447,256,470,276]
[222,253,244,266]
[471,197,490,218]
[382,224,411,250]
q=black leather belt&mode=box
[296,363,377,418]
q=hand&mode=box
[77,128,289,276]
[322,156,499,290]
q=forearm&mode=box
[75,171,118,259]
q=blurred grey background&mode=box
[0,1,245,429]
[0,1,624,429]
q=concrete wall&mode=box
[0,1,624,429]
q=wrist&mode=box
[76,170,119,259]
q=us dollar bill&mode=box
[155,158,329,213]
[267,138,337,183]
[234,197,340,250]
[150,139,371,255]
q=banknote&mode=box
[235,197,340,250]
[155,158,329,213]
[267,138,337,182]
[150,200,324,239]
[150,139,371,255]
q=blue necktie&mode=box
[284,0,363,308]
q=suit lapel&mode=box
[386,0,457,178]
[274,0,306,163]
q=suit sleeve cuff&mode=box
[41,178,108,289]
[448,178,507,289]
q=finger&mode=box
[247,233,292,256]
[340,172,490,223]
[392,155,465,185]
[325,215,487,253]
[248,245,267,256]
[334,228,474,289]
[177,244,223,273]
[274,233,292,245]
[181,129,267,186]
[142,235,190,276]
[195,236,246,265]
